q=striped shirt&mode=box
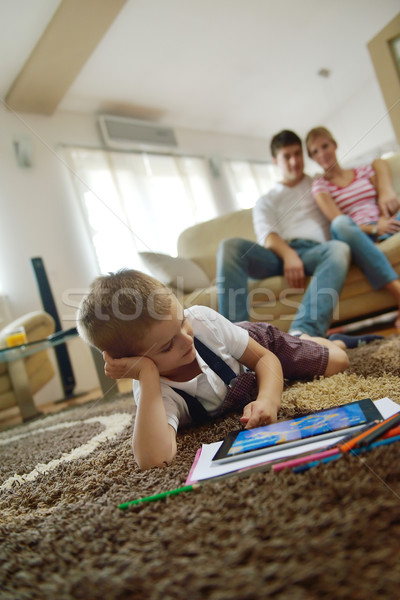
[311,164,378,226]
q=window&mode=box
[64,148,217,274]
[223,160,279,209]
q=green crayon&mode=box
[118,483,200,509]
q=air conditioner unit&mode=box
[98,115,178,150]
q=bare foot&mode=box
[299,333,346,350]
[331,340,346,350]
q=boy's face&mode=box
[138,296,196,378]
[273,143,304,186]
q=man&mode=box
[217,129,397,342]
[216,129,351,338]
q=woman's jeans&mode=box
[216,237,350,337]
[331,215,398,289]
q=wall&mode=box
[302,77,399,173]
[0,106,268,404]
[0,107,102,403]
[0,91,397,404]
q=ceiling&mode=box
[0,0,399,141]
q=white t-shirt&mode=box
[132,305,249,431]
[253,175,330,246]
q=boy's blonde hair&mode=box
[305,126,337,157]
[77,269,173,358]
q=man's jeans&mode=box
[331,215,398,289]
[216,237,350,337]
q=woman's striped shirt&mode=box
[311,164,378,226]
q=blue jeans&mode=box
[331,215,398,289]
[216,237,350,337]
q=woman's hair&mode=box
[305,127,337,156]
[270,130,302,158]
[77,269,173,358]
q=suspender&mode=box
[171,388,210,425]
[193,338,236,384]
[171,337,237,425]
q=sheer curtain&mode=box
[223,160,279,209]
[64,148,217,274]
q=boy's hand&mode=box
[103,351,157,380]
[240,399,278,429]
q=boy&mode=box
[77,269,349,470]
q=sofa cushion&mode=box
[177,208,255,279]
[139,251,210,293]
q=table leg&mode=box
[90,347,118,397]
[7,359,41,421]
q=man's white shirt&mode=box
[253,175,330,246]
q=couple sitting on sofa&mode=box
[217,128,400,346]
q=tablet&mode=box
[212,398,382,464]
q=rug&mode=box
[1,336,400,600]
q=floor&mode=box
[0,378,132,431]
[1,317,398,431]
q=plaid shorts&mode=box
[218,322,329,416]
[236,321,329,380]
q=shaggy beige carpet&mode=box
[1,336,400,599]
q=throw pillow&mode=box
[139,252,210,293]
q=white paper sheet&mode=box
[186,398,400,484]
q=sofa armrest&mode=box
[385,154,400,198]
[0,311,56,346]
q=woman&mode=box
[306,126,400,328]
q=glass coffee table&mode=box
[0,328,115,421]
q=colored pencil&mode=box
[292,453,342,474]
[382,425,400,439]
[339,413,400,452]
[351,433,400,455]
[272,421,381,472]
[355,413,400,447]
[118,483,200,509]
[272,447,340,472]
[292,433,400,474]
[327,420,380,449]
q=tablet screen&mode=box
[212,399,382,463]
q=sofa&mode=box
[140,152,400,332]
[0,311,56,417]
